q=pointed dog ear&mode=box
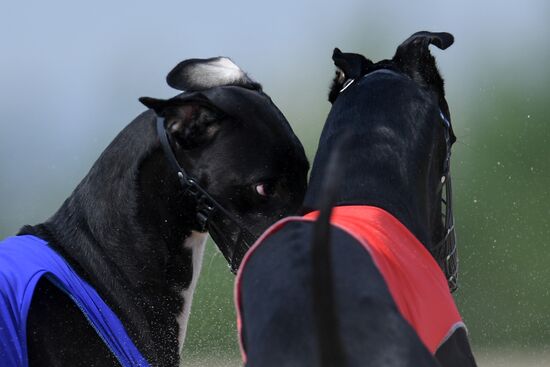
[139,96,223,149]
[393,31,454,98]
[166,57,262,92]
[329,48,373,103]
[396,31,454,54]
[139,97,170,113]
[332,47,372,81]
[393,31,454,73]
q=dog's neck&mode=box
[22,111,203,366]
[306,73,446,250]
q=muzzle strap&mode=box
[156,116,254,272]
[431,111,458,292]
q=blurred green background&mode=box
[1,1,549,365]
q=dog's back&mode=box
[239,218,443,366]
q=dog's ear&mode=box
[396,31,454,54]
[393,32,454,137]
[140,96,223,149]
[392,31,454,96]
[332,48,373,80]
[166,57,262,92]
[329,48,373,103]
[139,97,170,113]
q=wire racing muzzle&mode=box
[156,116,254,273]
[207,210,256,273]
[429,111,458,293]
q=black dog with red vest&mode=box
[235,32,477,366]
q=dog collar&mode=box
[156,116,254,273]
[339,78,355,93]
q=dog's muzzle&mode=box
[207,210,256,273]
[430,111,458,293]
[431,174,458,292]
[156,116,254,273]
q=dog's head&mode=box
[325,32,458,290]
[140,57,309,270]
[329,31,454,133]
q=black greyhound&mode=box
[1,57,308,366]
[236,32,477,366]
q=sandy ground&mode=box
[475,348,550,367]
[180,349,550,366]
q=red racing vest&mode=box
[235,205,465,361]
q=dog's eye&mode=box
[254,183,275,197]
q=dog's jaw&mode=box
[176,231,208,354]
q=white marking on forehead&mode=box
[176,231,208,356]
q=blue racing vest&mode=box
[0,235,150,367]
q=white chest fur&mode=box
[176,231,208,353]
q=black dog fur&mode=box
[238,32,476,366]
[17,58,309,366]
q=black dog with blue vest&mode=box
[0,57,308,366]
